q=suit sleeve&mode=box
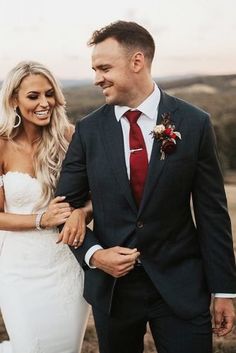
[192,115,236,293]
[55,120,100,266]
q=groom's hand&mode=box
[90,246,140,278]
[212,298,235,336]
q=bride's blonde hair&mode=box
[0,60,71,209]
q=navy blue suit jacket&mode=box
[55,90,236,319]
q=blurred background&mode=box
[0,0,236,80]
[0,0,235,352]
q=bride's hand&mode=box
[40,196,72,228]
[56,208,87,247]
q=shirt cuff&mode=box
[214,293,236,298]
[84,245,103,268]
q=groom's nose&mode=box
[94,71,105,86]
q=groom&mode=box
[56,21,236,353]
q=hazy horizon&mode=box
[0,0,235,81]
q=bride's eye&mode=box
[46,89,55,97]
[27,95,38,100]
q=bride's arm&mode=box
[57,199,93,247]
[0,189,72,231]
[55,124,93,246]
[0,136,74,232]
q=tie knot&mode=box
[124,110,142,124]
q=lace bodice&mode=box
[0,170,84,303]
[0,174,89,353]
[2,171,44,214]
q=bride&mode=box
[0,61,91,353]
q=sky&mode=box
[0,0,235,82]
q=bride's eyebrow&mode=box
[26,88,54,94]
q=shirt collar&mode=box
[115,82,160,122]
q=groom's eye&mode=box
[101,65,110,72]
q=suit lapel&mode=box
[99,105,137,213]
[138,90,179,215]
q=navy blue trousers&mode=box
[93,266,212,353]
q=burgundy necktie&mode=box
[124,110,148,206]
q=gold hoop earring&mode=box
[14,109,21,128]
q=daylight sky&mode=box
[0,0,235,81]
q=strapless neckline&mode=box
[4,170,37,181]
[3,170,42,214]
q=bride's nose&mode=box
[39,95,50,108]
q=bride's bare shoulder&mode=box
[0,137,12,164]
[0,138,7,172]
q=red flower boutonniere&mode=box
[150,112,181,160]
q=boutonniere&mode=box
[150,112,181,160]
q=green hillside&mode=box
[63,74,236,171]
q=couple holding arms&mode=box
[0,20,236,353]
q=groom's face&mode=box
[91,37,136,106]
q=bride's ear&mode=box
[11,91,19,106]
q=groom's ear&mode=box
[131,52,145,73]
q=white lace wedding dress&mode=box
[0,172,90,353]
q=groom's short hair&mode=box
[87,20,155,64]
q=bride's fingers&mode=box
[77,225,86,245]
[50,205,70,215]
[68,230,77,246]
[61,227,70,244]
[73,235,83,249]
[73,230,86,248]
[73,239,80,249]
[50,196,66,205]
[57,211,72,220]
[54,208,71,217]
[55,203,71,210]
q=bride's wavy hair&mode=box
[0,60,71,209]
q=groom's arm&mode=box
[55,120,140,275]
[55,120,101,266]
[192,114,236,336]
[192,114,236,293]
[56,120,89,208]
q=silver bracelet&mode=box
[35,212,45,230]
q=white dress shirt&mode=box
[114,82,160,176]
[84,83,236,298]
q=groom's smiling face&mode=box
[91,37,140,107]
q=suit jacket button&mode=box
[137,221,144,229]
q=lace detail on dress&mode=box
[2,171,84,307]
[54,244,84,310]
[3,171,42,213]
[0,175,3,187]
[0,171,89,353]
